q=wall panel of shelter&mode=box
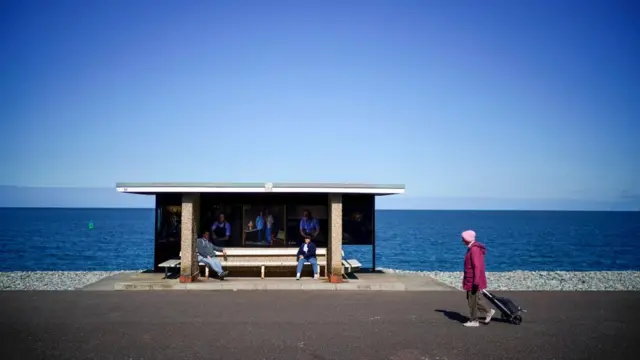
[153,193,375,270]
[154,194,183,271]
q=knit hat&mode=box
[461,230,476,244]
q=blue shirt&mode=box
[211,221,231,236]
[255,216,264,230]
[300,218,319,233]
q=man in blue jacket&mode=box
[296,237,318,280]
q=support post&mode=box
[327,193,343,283]
[372,195,376,272]
[180,193,200,283]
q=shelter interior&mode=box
[153,193,375,271]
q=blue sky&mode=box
[1,0,639,209]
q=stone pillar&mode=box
[180,193,200,283]
[327,193,343,283]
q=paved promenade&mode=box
[1,291,639,360]
[82,271,458,291]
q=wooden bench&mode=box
[160,248,361,279]
[341,250,362,276]
[159,253,221,279]
[215,248,327,279]
[158,259,181,279]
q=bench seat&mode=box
[158,259,181,279]
[162,248,360,279]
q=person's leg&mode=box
[203,257,224,276]
[476,290,495,323]
[464,291,480,326]
[296,258,305,279]
[309,257,318,278]
[477,293,490,314]
[266,227,272,244]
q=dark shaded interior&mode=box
[153,193,375,271]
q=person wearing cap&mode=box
[461,230,495,327]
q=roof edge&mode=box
[115,182,405,195]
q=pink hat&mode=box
[461,230,476,243]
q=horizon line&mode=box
[0,206,637,212]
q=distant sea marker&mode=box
[88,221,94,230]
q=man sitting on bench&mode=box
[296,236,318,280]
[197,231,229,280]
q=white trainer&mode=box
[484,309,496,324]
[463,321,480,327]
[296,273,301,280]
[313,275,318,280]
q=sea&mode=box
[0,208,639,272]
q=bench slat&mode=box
[346,259,362,268]
[159,259,181,267]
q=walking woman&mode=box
[461,230,495,327]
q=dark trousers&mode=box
[466,290,490,321]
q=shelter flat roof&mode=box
[115,182,405,195]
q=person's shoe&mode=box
[463,321,479,327]
[296,273,301,280]
[484,309,496,324]
[313,274,319,280]
[218,271,229,280]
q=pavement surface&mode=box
[84,271,456,291]
[1,291,639,360]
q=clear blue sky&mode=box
[1,0,639,209]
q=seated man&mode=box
[296,237,318,280]
[211,213,231,245]
[196,231,229,280]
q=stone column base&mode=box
[328,274,343,283]
[179,273,199,283]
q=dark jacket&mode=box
[462,241,488,291]
[196,237,224,258]
[296,242,317,260]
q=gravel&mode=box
[380,269,640,291]
[3,269,640,291]
[0,271,141,290]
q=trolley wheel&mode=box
[511,315,523,325]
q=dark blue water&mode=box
[0,208,638,272]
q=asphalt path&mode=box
[1,291,639,360]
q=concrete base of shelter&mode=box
[83,271,457,291]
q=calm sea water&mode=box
[0,208,638,272]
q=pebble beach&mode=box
[0,271,140,290]
[1,270,640,291]
[381,269,640,291]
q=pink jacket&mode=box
[462,241,487,291]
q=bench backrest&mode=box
[181,247,329,261]
[214,248,327,256]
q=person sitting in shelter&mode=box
[211,213,231,244]
[196,231,229,280]
[296,237,318,280]
[299,209,319,245]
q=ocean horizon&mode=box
[0,208,638,273]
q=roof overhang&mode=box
[115,182,405,196]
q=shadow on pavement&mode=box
[434,309,510,324]
[434,309,468,323]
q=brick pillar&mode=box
[327,193,343,283]
[180,193,200,283]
